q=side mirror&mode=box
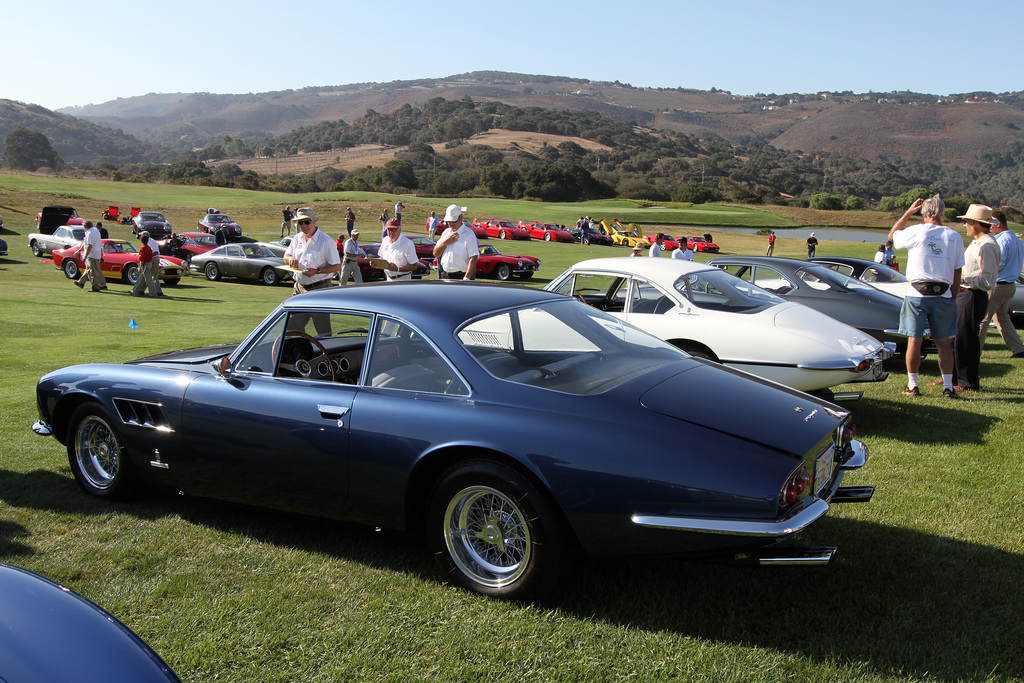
[213,356,232,377]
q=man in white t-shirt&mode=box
[75,221,107,292]
[433,204,479,280]
[649,233,665,257]
[889,195,964,398]
[339,230,365,285]
[672,242,694,260]
[379,219,418,280]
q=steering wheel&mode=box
[278,330,336,381]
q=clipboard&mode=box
[369,258,390,269]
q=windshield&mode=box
[208,215,230,224]
[674,269,784,312]
[458,300,683,395]
[140,212,164,221]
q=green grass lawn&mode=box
[2,178,1023,682]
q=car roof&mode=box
[708,255,827,270]
[565,257,715,278]
[284,281,564,328]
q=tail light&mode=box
[840,422,856,448]
[779,465,811,507]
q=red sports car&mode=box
[474,243,540,281]
[476,219,532,241]
[643,235,681,250]
[518,221,575,243]
[684,236,720,253]
[52,239,187,286]
[158,232,218,264]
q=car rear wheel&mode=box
[260,267,279,286]
[67,403,138,500]
[495,264,512,281]
[427,459,573,600]
[31,240,44,257]
[62,259,80,279]
[205,262,221,281]
[123,264,140,285]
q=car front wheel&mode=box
[62,259,80,279]
[499,230,508,240]
[31,240,44,257]
[260,267,279,285]
[67,403,138,499]
[544,232,552,242]
[427,459,573,600]
[495,264,512,281]
[123,264,140,285]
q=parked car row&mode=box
[53,240,187,286]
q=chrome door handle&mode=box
[318,405,349,427]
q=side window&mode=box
[796,270,832,291]
[225,245,243,257]
[630,280,674,314]
[750,266,794,294]
[235,311,371,383]
[367,318,467,394]
[569,273,625,311]
[550,274,576,297]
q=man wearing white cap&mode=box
[432,204,478,280]
[339,229,364,285]
[805,232,818,258]
[283,207,340,295]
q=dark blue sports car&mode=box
[33,282,872,599]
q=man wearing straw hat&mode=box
[949,204,1000,391]
[283,207,340,295]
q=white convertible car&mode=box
[546,258,896,398]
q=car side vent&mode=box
[113,398,171,431]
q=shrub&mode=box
[809,193,843,210]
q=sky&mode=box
[6,0,1021,111]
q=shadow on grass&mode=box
[2,466,1020,680]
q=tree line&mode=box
[5,97,1024,209]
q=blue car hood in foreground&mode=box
[641,363,846,455]
[0,564,180,682]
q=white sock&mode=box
[907,373,919,389]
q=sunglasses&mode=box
[297,219,312,226]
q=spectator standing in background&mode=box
[426,211,439,240]
[146,231,164,297]
[979,210,1024,357]
[281,206,294,238]
[805,232,818,258]
[884,240,896,267]
[344,207,356,237]
[672,241,694,260]
[96,221,108,239]
[380,219,418,281]
[132,231,158,298]
[75,221,106,292]
[379,209,390,239]
[874,244,886,264]
[394,202,403,225]
[765,231,775,256]
[649,233,665,257]
[338,230,364,285]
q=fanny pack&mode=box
[911,281,949,296]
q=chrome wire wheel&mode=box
[443,485,531,588]
[73,414,121,491]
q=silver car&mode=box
[28,225,85,257]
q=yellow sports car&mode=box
[599,219,645,247]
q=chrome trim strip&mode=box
[31,420,52,436]
[631,498,830,538]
